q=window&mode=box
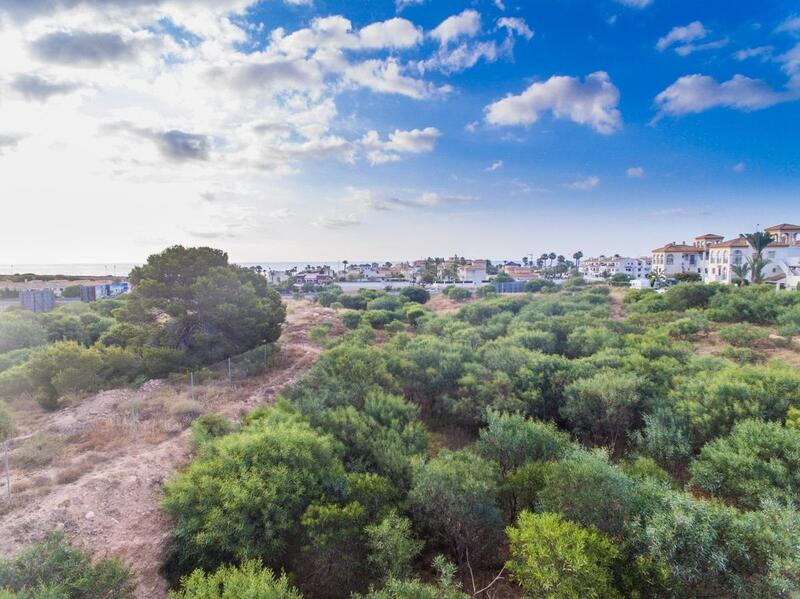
[666,254,674,266]
[733,250,742,266]
[768,251,776,259]
[689,255,696,265]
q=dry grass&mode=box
[15,433,64,469]
[56,459,95,485]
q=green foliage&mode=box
[538,450,638,537]
[506,511,620,599]
[690,420,800,509]
[365,511,423,583]
[0,400,12,441]
[399,287,430,304]
[162,406,347,580]
[0,530,134,598]
[189,414,233,450]
[562,371,641,452]
[446,287,472,302]
[475,411,572,473]
[718,323,768,347]
[124,245,285,366]
[168,561,302,599]
[409,449,502,565]
[61,285,81,298]
[0,311,46,353]
[341,311,362,329]
[524,279,557,293]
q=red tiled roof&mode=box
[765,223,800,231]
[651,243,703,253]
[694,233,724,239]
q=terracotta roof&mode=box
[694,233,724,239]
[651,243,702,253]
[711,238,750,248]
[765,223,800,231]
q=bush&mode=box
[0,312,47,353]
[409,449,502,565]
[475,411,572,474]
[689,419,800,509]
[0,530,134,598]
[341,311,363,329]
[506,511,620,599]
[447,288,472,302]
[718,323,768,348]
[168,561,302,599]
[525,279,557,293]
[365,511,423,583]
[0,401,12,441]
[363,310,398,329]
[163,406,347,580]
[61,285,81,298]
[399,287,429,304]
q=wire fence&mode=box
[184,343,281,389]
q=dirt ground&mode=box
[0,299,334,598]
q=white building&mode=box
[580,256,651,279]
[651,224,800,290]
[458,260,488,282]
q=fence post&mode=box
[3,441,9,498]
[228,357,232,386]
[190,371,195,401]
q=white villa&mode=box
[651,223,800,290]
[580,256,652,279]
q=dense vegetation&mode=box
[0,531,134,598]
[161,280,800,598]
[0,246,285,412]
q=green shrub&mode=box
[363,310,398,329]
[341,311,363,329]
[447,287,472,302]
[189,414,232,449]
[506,511,620,599]
[718,323,768,348]
[0,530,134,598]
[367,296,404,312]
[162,405,347,580]
[399,287,429,304]
[168,561,301,599]
[365,511,423,583]
[717,346,764,364]
[0,400,13,441]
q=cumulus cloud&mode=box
[360,127,441,164]
[359,18,422,49]
[346,58,445,99]
[656,21,706,51]
[566,176,600,190]
[626,166,645,177]
[29,30,140,66]
[9,73,81,101]
[431,10,482,46]
[485,72,622,134]
[654,74,790,117]
[776,16,800,34]
[108,123,211,161]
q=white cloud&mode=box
[494,0,506,10]
[395,0,425,11]
[734,46,773,61]
[654,74,790,117]
[359,18,423,49]
[486,160,504,171]
[626,166,645,178]
[733,162,746,172]
[776,16,800,34]
[464,120,479,133]
[431,10,482,46]
[674,38,728,56]
[485,72,622,134]
[314,214,361,229]
[613,0,652,8]
[497,17,534,40]
[566,176,600,190]
[360,126,441,164]
[656,21,706,51]
[346,58,446,99]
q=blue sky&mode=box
[0,0,798,262]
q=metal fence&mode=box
[185,343,280,391]
[495,281,527,293]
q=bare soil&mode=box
[0,299,332,598]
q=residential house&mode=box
[457,260,488,282]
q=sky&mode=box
[1,0,799,263]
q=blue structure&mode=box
[495,281,527,293]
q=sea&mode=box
[0,262,348,278]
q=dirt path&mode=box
[609,288,627,321]
[0,300,332,598]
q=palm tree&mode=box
[741,231,775,284]
[572,251,583,271]
[731,263,750,286]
